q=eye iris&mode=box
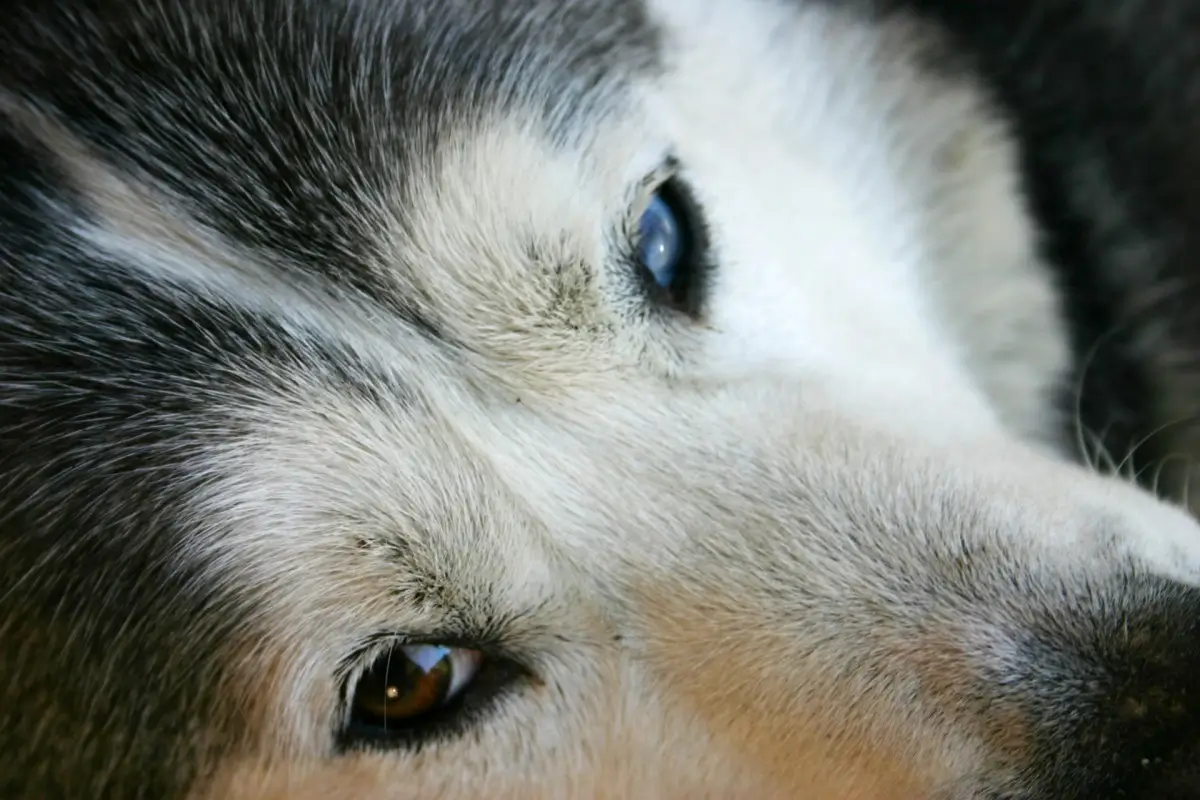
[637,193,681,288]
[354,644,455,721]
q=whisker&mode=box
[1084,427,1119,476]
[1071,331,1113,473]
[1113,416,1196,483]
[1140,452,1190,499]
[1068,275,1200,474]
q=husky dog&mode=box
[4,0,1200,797]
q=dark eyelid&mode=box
[336,628,522,685]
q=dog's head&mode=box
[2,0,1200,798]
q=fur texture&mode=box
[3,1,1200,797]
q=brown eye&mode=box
[350,644,483,725]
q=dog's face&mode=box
[3,0,1200,798]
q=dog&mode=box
[5,0,1200,797]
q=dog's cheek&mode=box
[191,720,776,800]
[623,576,965,800]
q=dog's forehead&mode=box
[2,0,661,266]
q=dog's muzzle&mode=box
[1005,576,1200,799]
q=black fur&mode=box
[0,1,661,795]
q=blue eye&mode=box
[637,193,683,288]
